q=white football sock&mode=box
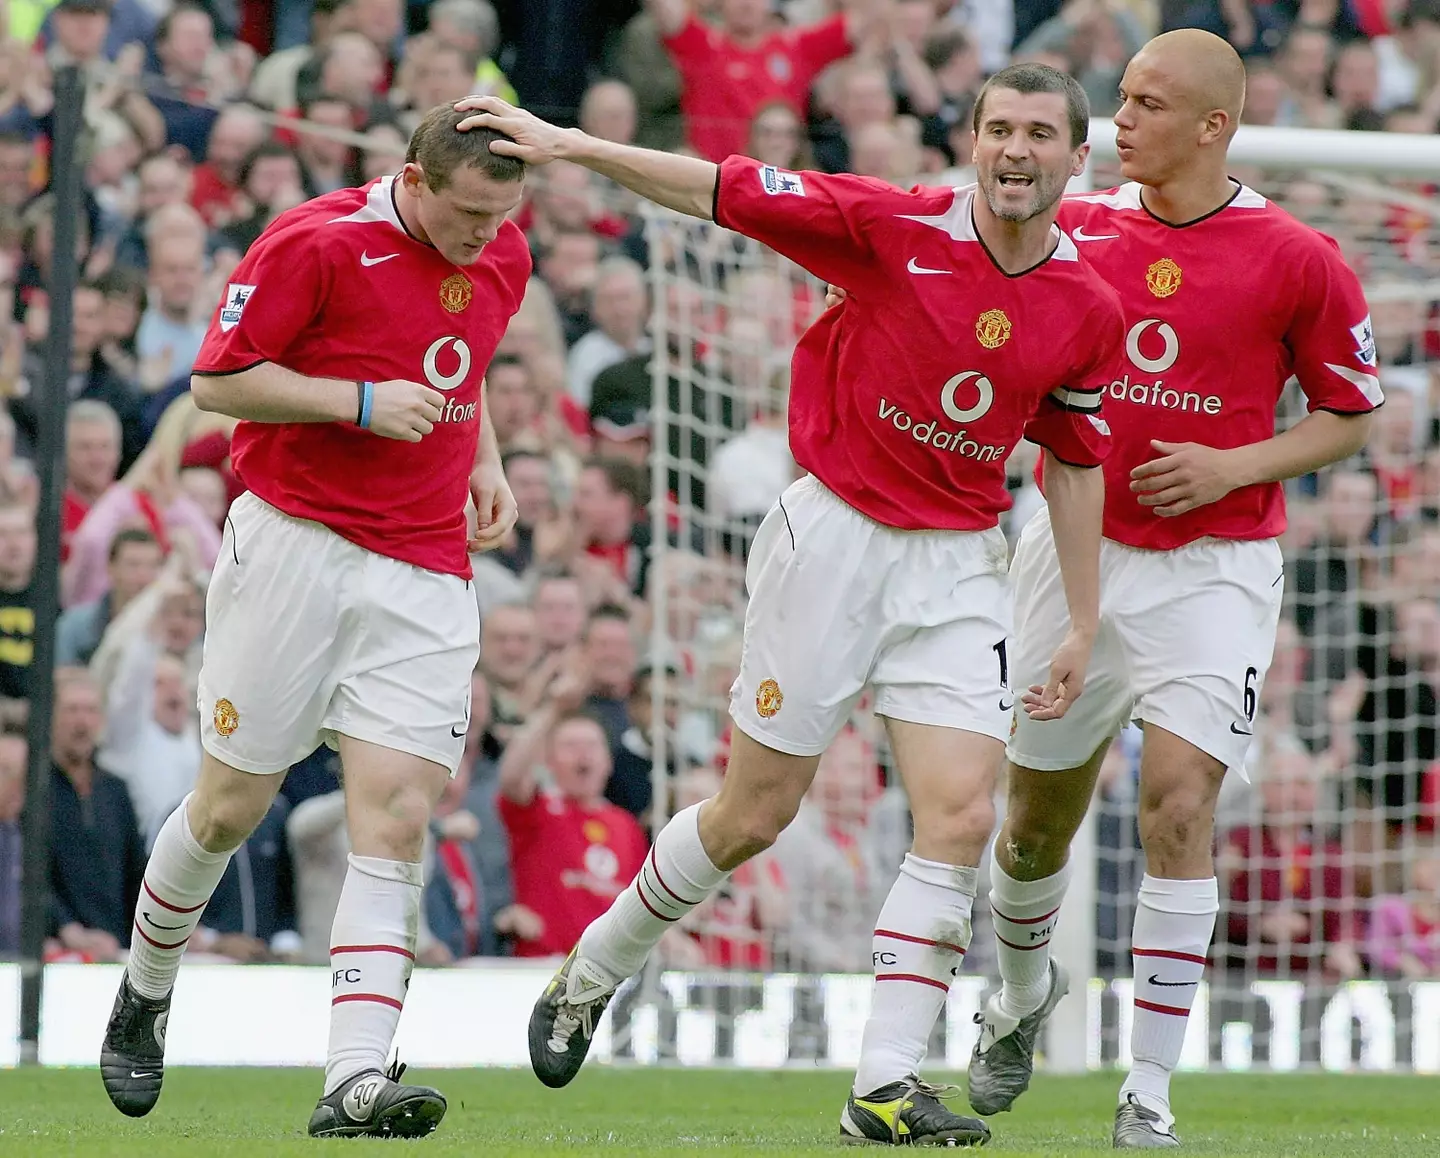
[990,852,1070,1020]
[852,854,977,1097]
[577,802,728,980]
[126,796,237,1000]
[1120,874,1218,1111]
[324,854,422,1095]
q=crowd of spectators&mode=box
[0,0,1436,993]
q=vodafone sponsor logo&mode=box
[1111,319,1223,415]
[423,336,479,423]
[874,371,1007,462]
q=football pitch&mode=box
[1,1068,1434,1156]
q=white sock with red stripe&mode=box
[126,795,237,1000]
[852,854,977,1097]
[324,854,422,1095]
[577,802,727,980]
[990,854,1070,1020]
[1120,874,1218,1112]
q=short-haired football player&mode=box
[454,64,1125,1146]
[967,32,1379,1149]
[100,106,532,1138]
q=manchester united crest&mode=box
[213,698,240,736]
[1146,258,1182,299]
[439,273,473,313]
[583,819,609,843]
[755,678,784,719]
[975,308,1012,350]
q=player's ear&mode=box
[399,162,425,194]
[1070,142,1090,178]
[1199,108,1230,147]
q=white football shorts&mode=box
[730,475,1015,756]
[198,493,479,775]
[1006,505,1284,773]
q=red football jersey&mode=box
[714,159,1123,532]
[193,176,532,577]
[1059,183,1382,550]
[665,16,852,162]
[499,791,648,958]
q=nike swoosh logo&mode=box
[451,724,467,738]
[142,912,187,931]
[360,252,399,267]
[907,257,950,275]
[998,698,1015,713]
[1071,227,1119,242]
[1148,974,1198,988]
[131,1070,160,1079]
[1229,723,1253,736]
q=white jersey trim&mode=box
[1323,363,1385,406]
[1068,181,1268,213]
[897,186,1079,262]
[326,175,407,232]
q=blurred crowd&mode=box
[0,0,1436,991]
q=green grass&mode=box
[0,1068,1433,1156]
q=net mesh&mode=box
[631,154,1440,1072]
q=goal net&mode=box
[625,124,1440,1074]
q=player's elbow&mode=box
[190,374,223,413]
[1044,452,1102,492]
[1337,408,1375,459]
[690,187,717,222]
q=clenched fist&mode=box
[367,379,446,442]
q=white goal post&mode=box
[640,120,1440,1074]
[1088,117,1440,172]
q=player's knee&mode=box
[728,799,798,860]
[913,791,995,865]
[188,786,269,853]
[703,793,799,867]
[999,830,1061,879]
[1001,805,1076,872]
[356,786,432,862]
[1138,784,1216,865]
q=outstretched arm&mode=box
[455,96,718,220]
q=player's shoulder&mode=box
[491,218,532,265]
[247,182,377,260]
[880,182,994,243]
[1059,181,1147,228]
[902,179,976,208]
[479,218,534,294]
[1040,231,1127,345]
[1047,226,1126,304]
[1211,186,1355,283]
[1248,195,1350,263]
[1224,185,1336,241]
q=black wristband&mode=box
[355,380,365,425]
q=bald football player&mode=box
[968,30,1378,1148]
